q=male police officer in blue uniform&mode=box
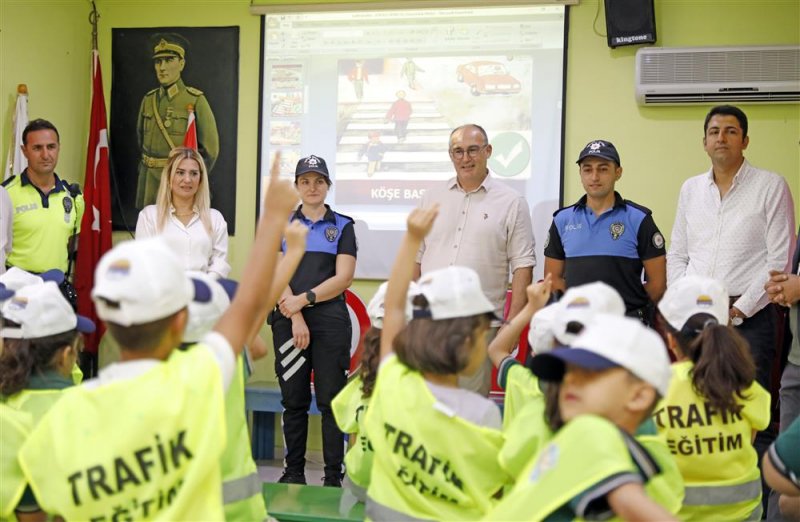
[543,140,666,325]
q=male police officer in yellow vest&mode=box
[2,119,84,275]
[136,33,219,208]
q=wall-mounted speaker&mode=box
[604,0,657,48]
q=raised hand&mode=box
[526,273,553,311]
[284,221,308,256]
[264,151,299,215]
[407,205,439,240]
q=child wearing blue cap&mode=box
[487,314,676,520]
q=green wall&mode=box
[2,0,799,385]
[564,0,799,241]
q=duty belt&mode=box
[141,154,168,168]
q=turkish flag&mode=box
[183,105,198,150]
[75,50,112,355]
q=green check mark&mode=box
[489,132,530,177]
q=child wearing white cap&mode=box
[16,156,306,521]
[0,281,95,408]
[0,284,33,522]
[176,271,269,521]
[331,280,417,502]
[655,275,770,521]
[487,314,676,520]
[489,281,627,480]
[0,267,85,385]
[0,281,95,518]
[492,282,681,513]
[363,206,510,520]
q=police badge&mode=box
[610,222,624,240]
[62,196,73,223]
[325,225,339,242]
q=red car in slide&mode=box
[456,61,521,96]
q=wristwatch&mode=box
[305,290,317,306]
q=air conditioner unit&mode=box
[635,45,800,105]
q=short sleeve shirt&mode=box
[283,205,357,294]
[544,192,665,312]
[3,171,85,273]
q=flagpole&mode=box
[4,84,29,181]
[89,0,99,51]
[76,0,112,377]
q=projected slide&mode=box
[260,6,565,278]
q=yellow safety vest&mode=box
[364,355,508,520]
[71,362,83,385]
[5,388,64,424]
[18,347,226,521]
[219,355,266,521]
[0,405,32,521]
[653,361,770,521]
[499,397,553,482]
[636,430,685,515]
[501,362,543,432]
[486,415,658,521]
[332,376,373,496]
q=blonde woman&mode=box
[135,147,230,278]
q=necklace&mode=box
[174,211,194,217]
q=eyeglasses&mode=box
[449,144,488,160]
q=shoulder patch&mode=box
[624,200,653,216]
[652,231,665,250]
[186,86,204,96]
[1,175,17,188]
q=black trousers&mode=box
[736,304,778,392]
[736,304,779,519]
[271,300,351,477]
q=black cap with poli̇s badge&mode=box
[576,140,621,166]
[295,155,330,182]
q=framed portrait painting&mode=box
[110,26,239,234]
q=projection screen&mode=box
[259,4,567,279]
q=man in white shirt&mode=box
[415,123,535,395]
[667,105,796,390]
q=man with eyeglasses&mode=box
[415,123,535,396]
[543,139,666,327]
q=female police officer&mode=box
[272,155,357,487]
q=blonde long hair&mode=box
[155,147,212,236]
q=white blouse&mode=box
[135,205,231,278]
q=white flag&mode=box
[4,86,29,181]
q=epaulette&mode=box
[625,200,653,216]
[336,211,356,225]
[186,86,204,96]
[551,204,577,218]
[145,87,159,96]
[1,175,17,188]
[60,179,82,196]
